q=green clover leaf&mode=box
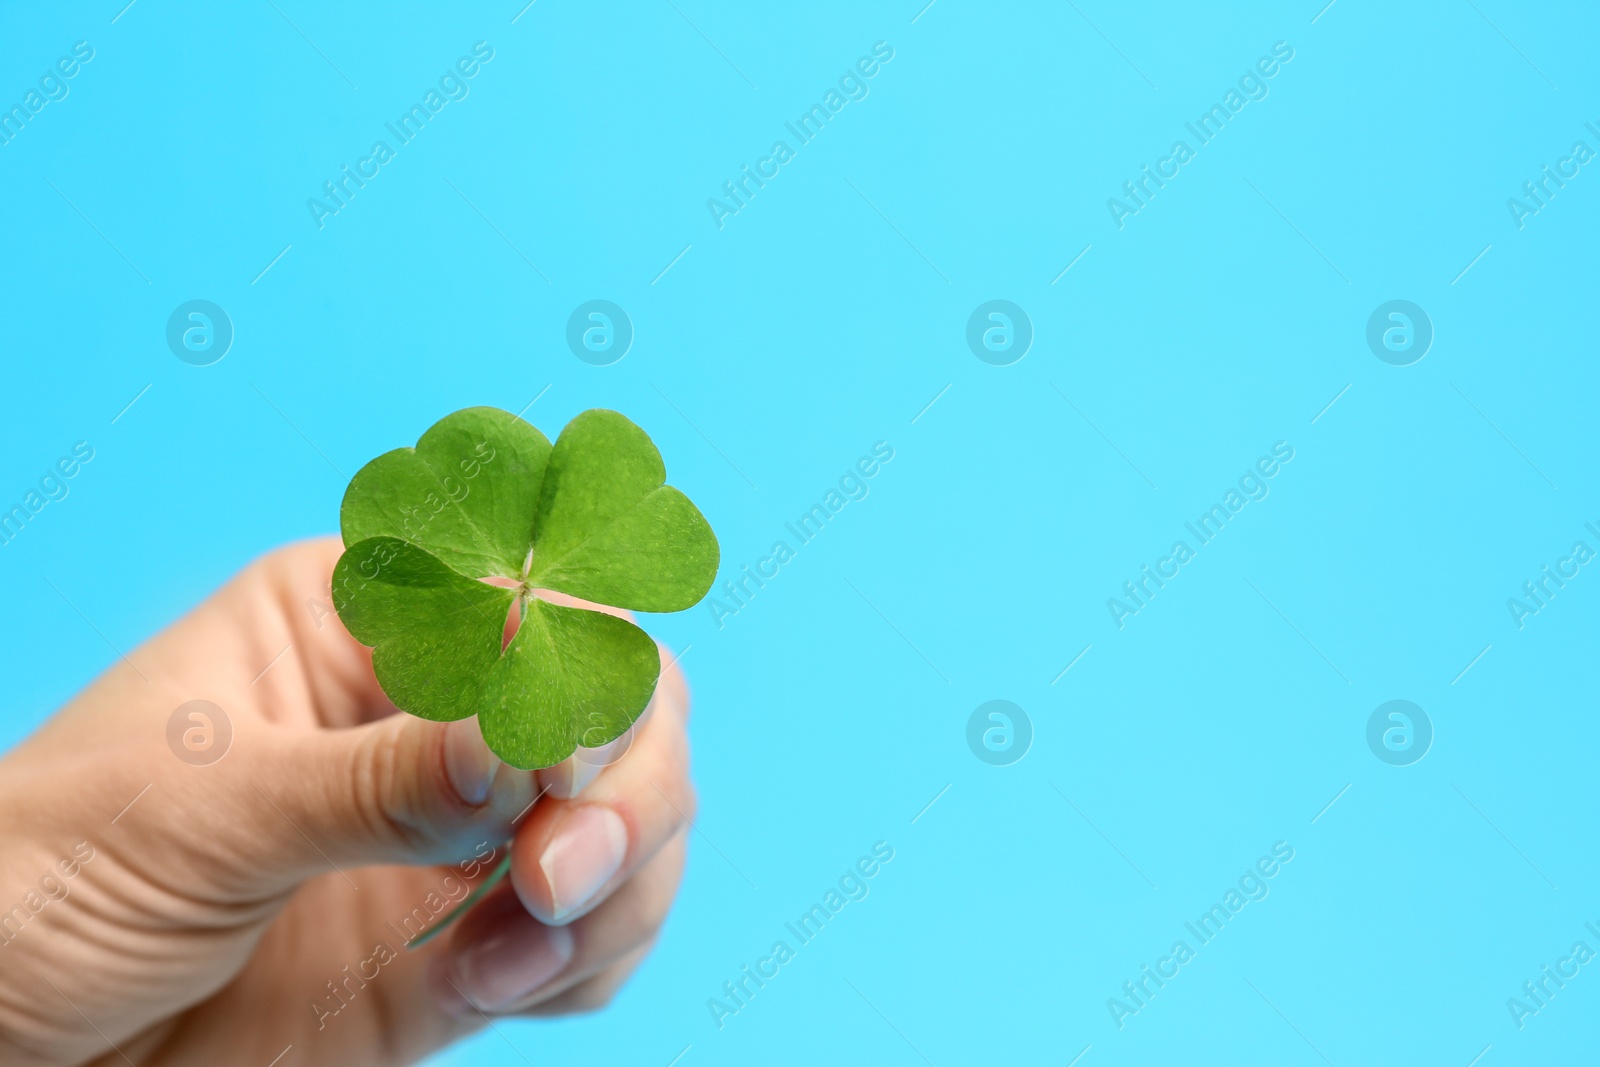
[332,407,718,769]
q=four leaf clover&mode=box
[333,407,718,768]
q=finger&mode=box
[428,831,685,1016]
[168,542,690,890]
[237,711,540,888]
[231,588,639,879]
[508,829,684,1012]
[507,661,692,926]
[37,540,542,896]
[518,941,655,1017]
[246,640,688,882]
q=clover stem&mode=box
[404,854,512,950]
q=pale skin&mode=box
[0,538,695,1066]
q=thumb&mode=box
[244,713,537,885]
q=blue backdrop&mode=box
[2,1,1597,1063]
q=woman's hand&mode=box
[0,538,694,1066]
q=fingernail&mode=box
[542,741,615,800]
[540,806,628,922]
[445,718,498,807]
[564,755,604,797]
[450,912,574,1012]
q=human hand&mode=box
[0,538,694,1066]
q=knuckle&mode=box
[352,725,433,853]
[252,538,339,594]
[639,878,677,933]
[677,779,698,826]
[650,708,691,784]
[573,980,622,1014]
[629,842,687,933]
[640,771,693,836]
[658,661,690,718]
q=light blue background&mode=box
[3,1,1598,1063]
